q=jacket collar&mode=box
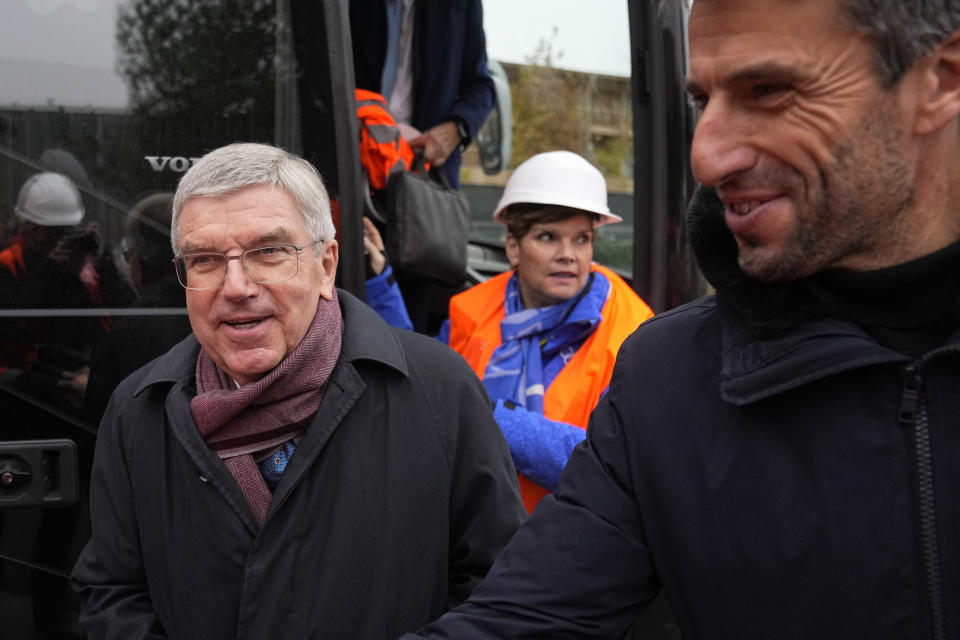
[135,288,408,396]
[685,187,911,405]
[717,301,908,406]
[337,288,409,376]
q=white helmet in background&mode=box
[15,172,85,227]
[492,150,622,226]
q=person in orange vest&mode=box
[0,172,133,406]
[0,172,98,376]
[438,151,654,512]
[0,172,102,300]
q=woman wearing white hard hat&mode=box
[438,151,654,512]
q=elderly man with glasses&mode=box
[71,142,524,640]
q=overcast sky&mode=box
[1,0,633,107]
[483,0,632,77]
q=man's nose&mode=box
[220,256,258,298]
[689,100,758,187]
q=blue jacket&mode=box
[350,0,494,188]
[366,264,413,331]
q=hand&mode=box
[409,121,461,167]
[49,222,102,268]
[58,365,90,407]
[363,217,386,276]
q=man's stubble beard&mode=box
[738,107,914,283]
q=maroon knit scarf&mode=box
[190,290,342,525]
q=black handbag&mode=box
[380,155,471,286]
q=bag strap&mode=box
[409,151,456,190]
[429,162,456,190]
[362,174,387,225]
[409,150,429,175]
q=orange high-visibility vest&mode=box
[447,263,654,511]
[0,242,26,279]
[0,241,34,371]
[355,88,415,191]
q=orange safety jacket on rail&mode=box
[355,88,415,191]
[0,239,112,338]
[0,241,26,279]
[0,241,33,372]
[447,263,654,510]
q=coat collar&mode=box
[337,288,409,376]
[134,288,408,396]
[131,289,410,534]
[717,300,908,406]
[685,187,911,405]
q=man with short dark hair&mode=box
[402,0,960,637]
[71,142,525,639]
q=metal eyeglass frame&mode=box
[172,241,320,291]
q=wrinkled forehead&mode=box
[689,0,847,61]
[177,185,309,244]
[688,0,860,84]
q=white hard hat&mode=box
[492,150,622,226]
[15,172,85,227]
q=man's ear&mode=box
[914,27,960,136]
[318,240,338,300]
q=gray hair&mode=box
[840,0,960,87]
[171,142,335,254]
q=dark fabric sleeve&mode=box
[445,0,495,141]
[441,352,526,609]
[435,0,494,188]
[401,350,661,638]
[71,393,168,640]
[349,0,386,92]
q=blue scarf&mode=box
[483,271,610,414]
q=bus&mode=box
[0,1,698,636]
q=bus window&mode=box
[0,2,343,636]
[0,1,697,636]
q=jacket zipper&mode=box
[898,363,946,640]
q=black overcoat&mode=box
[72,291,525,639]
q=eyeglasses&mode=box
[172,242,318,290]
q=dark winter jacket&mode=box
[402,189,960,639]
[72,290,525,640]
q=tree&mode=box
[508,30,588,168]
[507,29,633,185]
[115,0,276,117]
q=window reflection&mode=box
[0,1,283,426]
